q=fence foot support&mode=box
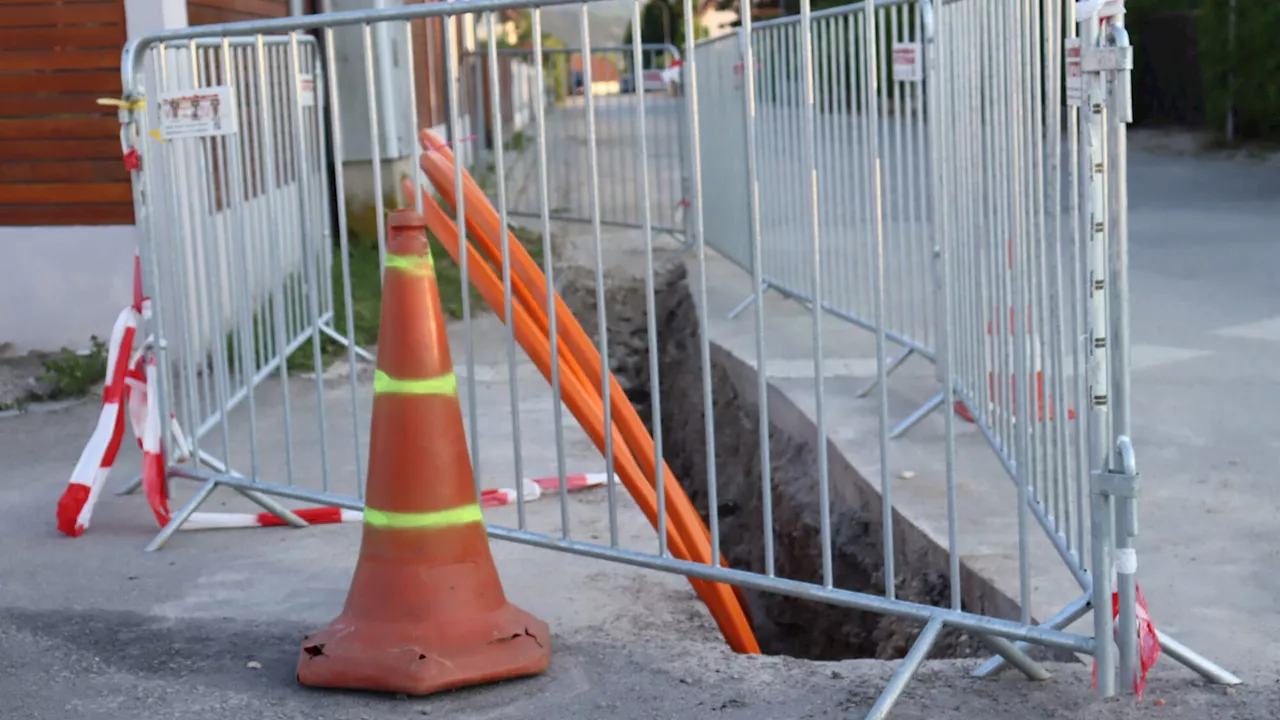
[117,474,143,496]
[889,391,946,439]
[144,478,218,552]
[864,617,945,720]
[973,593,1090,678]
[142,474,310,553]
[233,487,309,527]
[976,633,1053,682]
[318,324,376,363]
[726,281,771,320]
[673,230,696,256]
[1158,632,1243,686]
[857,346,915,398]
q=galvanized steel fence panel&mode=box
[133,35,336,488]
[112,0,1239,716]
[467,45,689,235]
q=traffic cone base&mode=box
[297,568,550,695]
[297,210,550,695]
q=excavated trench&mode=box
[556,257,1062,662]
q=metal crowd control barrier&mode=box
[112,0,1238,716]
[115,34,345,502]
[463,44,690,239]
[697,0,939,439]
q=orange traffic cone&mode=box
[296,210,551,695]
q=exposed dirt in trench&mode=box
[555,257,994,661]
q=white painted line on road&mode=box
[1211,315,1280,342]
[1129,344,1215,372]
[1052,344,1211,377]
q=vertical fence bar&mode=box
[442,14,482,493]
[1006,0,1033,626]
[290,31,332,495]
[135,45,176,487]
[737,7,775,577]
[484,12,528,530]
[254,35,297,485]
[526,10,572,545]
[323,27,365,495]
[1106,13,1139,694]
[362,24,387,281]
[1047,0,1072,558]
[796,0,832,590]
[851,13,870,322]
[196,44,238,472]
[678,0,720,564]
[923,0,959,612]
[630,4,668,558]
[405,20,424,214]
[222,38,261,482]
[576,3,620,548]
[907,3,925,347]
[1067,0,1088,567]
[1029,0,1049,525]
[889,7,905,345]
[1083,10,1117,698]
[864,0,894,599]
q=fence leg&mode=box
[977,633,1052,681]
[1157,632,1243,686]
[864,617,945,720]
[141,465,311,552]
[857,346,916,398]
[318,324,377,363]
[726,281,771,320]
[116,474,144,496]
[143,479,220,552]
[972,593,1090,678]
[889,391,945,439]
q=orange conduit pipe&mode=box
[416,133,745,591]
[409,183,759,654]
[413,139,754,632]
[413,139,751,615]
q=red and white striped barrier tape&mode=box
[184,507,364,531]
[481,472,613,508]
[56,253,355,537]
[55,306,138,537]
[1093,582,1161,699]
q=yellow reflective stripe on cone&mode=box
[373,370,457,396]
[363,503,483,529]
[385,252,435,276]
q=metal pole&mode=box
[1083,10,1116,698]
[1107,14,1139,695]
[1226,0,1236,141]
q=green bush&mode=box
[1129,0,1280,142]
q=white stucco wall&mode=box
[0,227,139,354]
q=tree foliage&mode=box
[622,0,709,64]
[1128,0,1280,141]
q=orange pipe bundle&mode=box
[403,138,759,654]
[416,130,728,558]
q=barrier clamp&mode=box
[1089,466,1139,500]
[97,97,149,171]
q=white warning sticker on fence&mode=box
[1065,37,1083,106]
[158,86,237,140]
[891,42,923,83]
[298,74,316,107]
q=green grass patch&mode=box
[36,335,109,401]
[278,220,548,373]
